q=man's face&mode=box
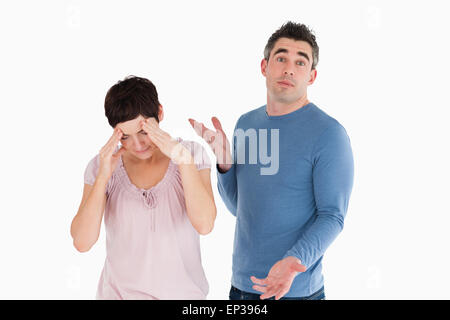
[116,115,158,160]
[261,37,317,104]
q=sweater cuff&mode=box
[216,163,235,175]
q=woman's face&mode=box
[115,115,158,160]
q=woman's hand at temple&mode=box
[98,127,126,180]
[141,118,192,165]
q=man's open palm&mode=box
[251,256,307,300]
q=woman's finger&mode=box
[101,128,120,151]
[142,120,165,139]
[105,130,122,154]
[112,146,126,159]
[146,118,164,133]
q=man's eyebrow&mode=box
[273,48,310,62]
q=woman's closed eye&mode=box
[121,131,147,140]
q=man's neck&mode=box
[266,94,310,116]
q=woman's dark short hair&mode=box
[104,75,160,128]
[264,21,319,70]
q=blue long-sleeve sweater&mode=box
[217,102,354,297]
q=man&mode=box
[189,21,354,300]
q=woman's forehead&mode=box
[117,115,146,135]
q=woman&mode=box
[70,76,217,300]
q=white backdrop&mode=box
[0,0,449,299]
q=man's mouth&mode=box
[277,80,294,87]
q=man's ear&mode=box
[261,58,268,77]
[158,104,164,122]
[307,69,317,86]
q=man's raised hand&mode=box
[188,117,233,172]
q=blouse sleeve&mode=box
[181,140,212,171]
[83,154,112,194]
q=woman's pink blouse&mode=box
[83,138,211,300]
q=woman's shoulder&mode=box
[176,137,211,170]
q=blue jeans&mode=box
[229,285,325,300]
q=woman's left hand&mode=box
[141,118,192,165]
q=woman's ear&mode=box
[158,104,164,122]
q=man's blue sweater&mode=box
[217,102,354,297]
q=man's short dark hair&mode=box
[264,21,319,70]
[104,75,160,128]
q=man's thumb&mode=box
[293,262,307,273]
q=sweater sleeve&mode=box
[283,123,354,269]
[216,119,239,217]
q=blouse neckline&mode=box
[118,152,175,194]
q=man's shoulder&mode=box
[308,103,346,132]
[237,105,266,124]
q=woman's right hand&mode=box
[98,127,126,180]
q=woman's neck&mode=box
[123,148,167,167]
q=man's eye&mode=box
[276,57,285,62]
[297,61,305,66]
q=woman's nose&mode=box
[133,137,145,150]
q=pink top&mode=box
[83,138,211,300]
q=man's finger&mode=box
[188,118,196,128]
[250,276,267,286]
[211,116,224,133]
[188,118,205,136]
[203,129,216,143]
[275,286,290,300]
[260,284,282,300]
[252,285,267,293]
[260,289,276,300]
[189,119,217,143]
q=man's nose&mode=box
[283,62,295,76]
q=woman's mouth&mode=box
[136,147,150,153]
